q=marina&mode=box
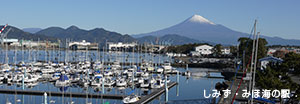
[0,47,223,104]
[2,1,300,103]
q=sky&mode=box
[0,0,300,39]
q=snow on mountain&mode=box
[185,15,215,25]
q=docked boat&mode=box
[41,66,55,74]
[103,78,115,87]
[116,78,127,87]
[24,74,39,83]
[91,74,103,86]
[162,62,172,73]
[140,79,150,88]
[69,74,80,83]
[111,61,121,70]
[123,95,140,104]
[151,79,164,89]
[156,67,164,73]
[55,74,70,87]
[0,64,11,72]
[51,72,61,81]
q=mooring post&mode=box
[176,71,179,96]
[186,64,188,70]
[22,75,25,90]
[165,75,168,102]
[132,68,135,89]
[102,77,105,94]
[176,71,179,83]
[44,92,47,104]
[24,66,26,78]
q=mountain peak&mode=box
[187,15,215,25]
[67,25,79,30]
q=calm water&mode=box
[0,49,224,104]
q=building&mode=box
[259,56,283,70]
[107,42,137,51]
[194,45,213,55]
[69,40,98,50]
[267,48,277,56]
[0,39,18,45]
[221,47,231,55]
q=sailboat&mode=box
[55,73,70,87]
[90,74,103,86]
[0,64,11,72]
[24,74,39,83]
[116,78,127,87]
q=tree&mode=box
[230,46,237,56]
[213,44,222,56]
[238,37,268,63]
[282,52,300,74]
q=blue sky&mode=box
[0,0,299,39]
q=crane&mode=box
[0,24,12,45]
[0,24,8,34]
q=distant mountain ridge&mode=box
[0,25,57,41]
[36,25,136,45]
[134,14,300,46]
[22,28,42,34]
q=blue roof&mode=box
[259,56,283,62]
[59,74,69,81]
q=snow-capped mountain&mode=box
[134,14,300,45]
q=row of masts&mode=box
[0,39,171,67]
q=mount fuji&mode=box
[134,15,300,45]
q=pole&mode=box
[176,71,179,96]
[165,75,168,102]
[44,92,48,104]
[186,64,188,70]
[249,20,257,104]
[22,75,25,90]
[251,32,260,104]
[102,77,105,94]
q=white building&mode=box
[69,40,98,50]
[259,56,283,70]
[69,40,91,47]
[194,45,213,55]
[0,39,18,45]
[108,42,137,51]
[221,47,231,55]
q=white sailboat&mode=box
[55,73,70,87]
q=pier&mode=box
[217,79,248,104]
[134,82,178,104]
[0,82,178,103]
[0,89,125,99]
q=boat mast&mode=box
[251,32,260,104]
[248,20,257,104]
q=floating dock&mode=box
[0,89,125,99]
[134,82,178,104]
[0,82,178,103]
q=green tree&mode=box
[213,44,222,56]
[238,37,268,62]
[281,52,300,74]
